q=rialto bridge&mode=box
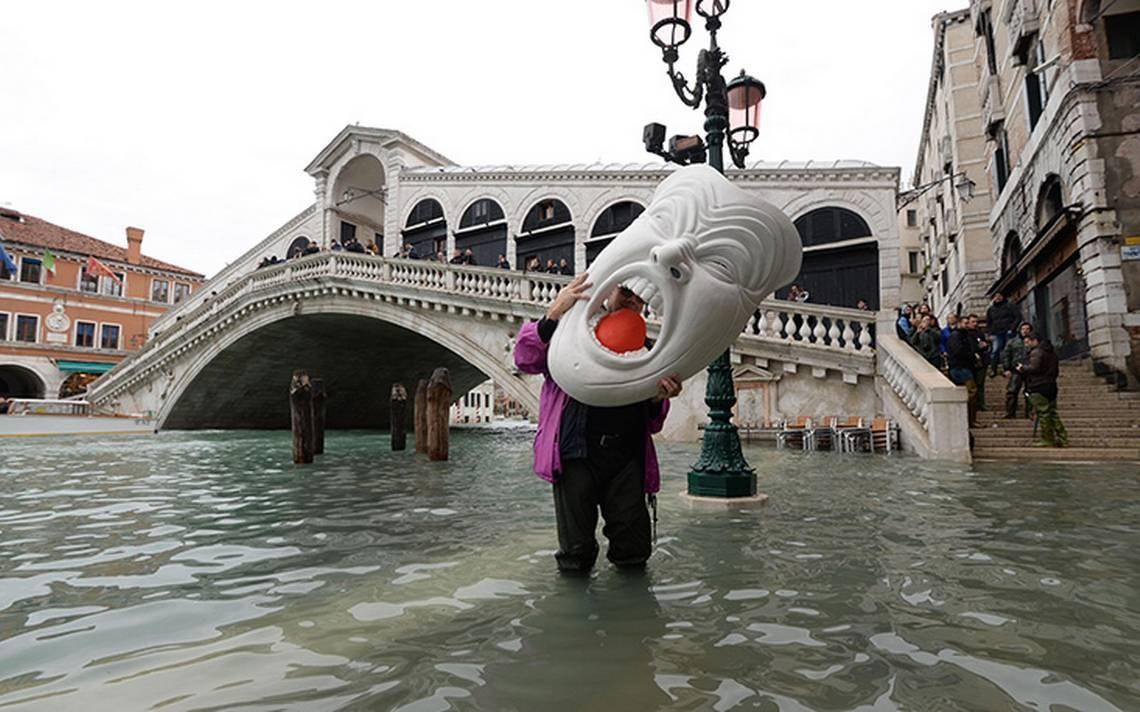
[86,125,969,460]
[87,252,968,461]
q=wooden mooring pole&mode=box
[311,378,326,455]
[390,383,408,451]
[289,370,314,464]
[414,379,428,454]
[426,367,451,461]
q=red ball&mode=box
[595,308,647,353]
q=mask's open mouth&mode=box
[582,269,668,364]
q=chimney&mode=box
[126,226,144,265]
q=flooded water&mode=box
[1,429,1138,711]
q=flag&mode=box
[43,249,56,275]
[0,241,16,277]
[86,255,122,284]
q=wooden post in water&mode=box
[414,379,429,454]
[311,378,326,455]
[289,370,314,464]
[426,367,451,461]
[390,383,408,451]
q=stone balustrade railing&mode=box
[91,252,879,399]
[875,332,970,463]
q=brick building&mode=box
[0,207,204,399]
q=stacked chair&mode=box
[776,415,899,454]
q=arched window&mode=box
[786,207,878,308]
[1036,175,1064,231]
[402,199,447,259]
[456,199,507,267]
[332,154,386,230]
[793,207,872,248]
[518,199,575,274]
[286,236,310,259]
[1002,231,1022,274]
[587,201,645,266]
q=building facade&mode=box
[909,9,998,320]
[963,0,1140,383]
[0,208,203,399]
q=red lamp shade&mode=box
[726,71,766,147]
[647,0,693,50]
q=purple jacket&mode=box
[513,320,669,494]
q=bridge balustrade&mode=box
[90,252,882,405]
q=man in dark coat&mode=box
[986,293,1022,377]
[910,315,943,368]
[964,314,989,411]
[946,320,979,427]
[1017,332,1068,447]
[1001,321,1033,418]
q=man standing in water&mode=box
[514,272,682,574]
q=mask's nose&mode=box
[650,242,691,283]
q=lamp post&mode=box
[644,0,766,498]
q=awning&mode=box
[56,360,116,374]
[987,206,1081,297]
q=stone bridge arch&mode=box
[156,295,536,430]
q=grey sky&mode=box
[1,1,960,276]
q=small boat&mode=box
[0,399,156,437]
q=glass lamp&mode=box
[647,0,693,50]
[726,71,766,148]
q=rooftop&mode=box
[403,159,882,175]
[0,208,204,278]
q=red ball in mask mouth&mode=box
[595,308,647,354]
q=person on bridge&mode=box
[1017,332,1068,447]
[496,254,511,270]
[1001,321,1033,419]
[514,272,682,574]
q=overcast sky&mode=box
[1,0,961,277]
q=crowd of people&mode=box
[898,293,1066,447]
[523,256,573,275]
[256,238,581,276]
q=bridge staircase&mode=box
[971,359,1140,462]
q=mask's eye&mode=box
[695,239,758,286]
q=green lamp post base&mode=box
[686,349,756,498]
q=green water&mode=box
[1,429,1138,711]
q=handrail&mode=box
[876,332,970,462]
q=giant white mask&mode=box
[548,164,802,406]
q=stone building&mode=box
[0,208,204,398]
[963,0,1140,383]
[157,125,904,339]
[909,9,998,320]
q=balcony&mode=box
[1008,0,1040,63]
[981,76,1004,135]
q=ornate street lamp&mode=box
[644,0,767,498]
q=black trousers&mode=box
[552,455,651,572]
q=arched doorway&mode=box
[332,154,386,250]
[787,207,879,309]
[456,198,507,267]
[517,198,574,273]
[402,199,447,260]
[587,201,645,267]
[0,365,46,399]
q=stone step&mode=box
[972,447,1140,462]
[974,418,1140,429]
[971,425,1140,437]
[971,432,1140,444]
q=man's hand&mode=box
[1003,370,1012,379]
[653,375,683,403]
[545,272,592,321]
